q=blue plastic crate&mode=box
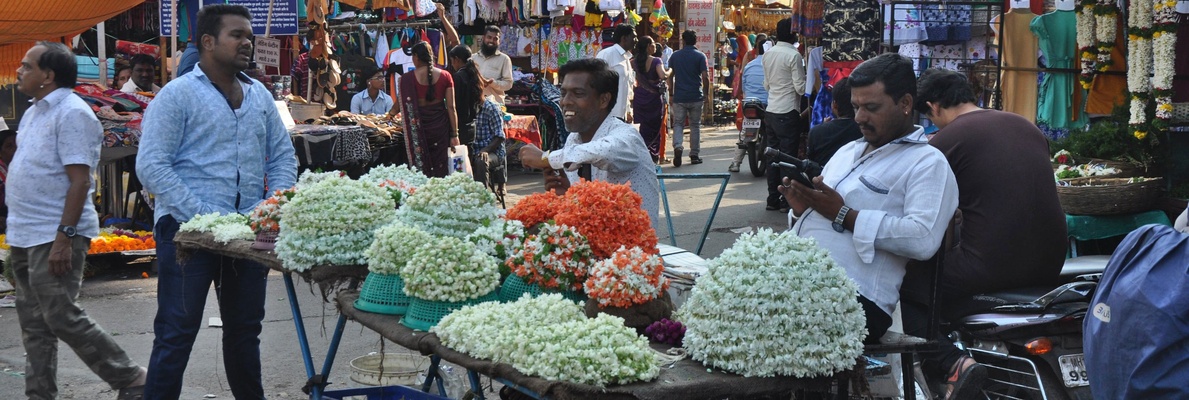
[322,385,449,400]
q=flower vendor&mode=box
[515,58,660,227]
[778,54,959,347]
[136,5,299,398]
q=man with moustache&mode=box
[472,25,514,104]
[136,4,298,399]
[515,58,660,226]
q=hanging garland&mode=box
[1151,0,1180,131]
[1094,0,1119,69]
[1076,0,1098,89]
[1126,0,1154,139]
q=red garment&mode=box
[412,67,455,101]
[823,60,863,87]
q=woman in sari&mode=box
[398,41,459,177]
[632,36,668,162]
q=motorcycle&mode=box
[922,261,1107,400]
[739,98,768,177]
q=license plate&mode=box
[1058,354,1090,387]
[742,118,761,129]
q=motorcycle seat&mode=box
[947,285,1089,318]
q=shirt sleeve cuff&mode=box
[852,209,887,264]
[547,148,567,170]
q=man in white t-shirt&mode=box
[595,24,637,122]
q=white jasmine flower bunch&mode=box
[365,221,435,275]
[400,235,501,302]
[433,294,586,362]
[274,178,397,272]
[584,246,669,308]
[396,173,502,239]
[433,294,659,386]
[178,212,254,243]
[295,170,347,189]
[360,164,428,188]
[505,222,594,291]
[464,218,526,262]
[676,229,866,378]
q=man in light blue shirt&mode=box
[729,34,770,172]
[350,70,394,115]
[136,5,298,399]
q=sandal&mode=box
[116,385,144,400]
[944,355,988,400]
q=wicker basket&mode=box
[1086,158,1146,178]
[1057,177,1164,215]
[250,230,279,251]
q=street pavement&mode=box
[0,124,793,399]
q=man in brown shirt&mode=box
[904,68,1068,399]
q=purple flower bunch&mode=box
[645,318,686,347]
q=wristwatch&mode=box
[832,206,852,233]
[58,224,78,238]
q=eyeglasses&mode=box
[369,76,385,81]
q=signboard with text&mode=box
[254,37,281,67]
[160,0,299,37]
[685,0,716,68]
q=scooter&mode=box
[930,260,1107,400]
[739,98,768,177]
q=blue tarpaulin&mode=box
[1084,224,1189,399]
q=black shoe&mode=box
[673,149,683,167]
[690,156,703,165]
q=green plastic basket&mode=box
[498,274,588,304]
[400,290,500,331]
[354,273,410,315]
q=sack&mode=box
[449,145,473,175]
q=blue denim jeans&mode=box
[144,215,269,400]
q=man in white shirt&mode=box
[472,26,514,104]
[762,18,807,211]
[121,54,162,94]
[517,58,660,226]
[596,24,637,122]
[350,70,394,115]
[780,53,959,349]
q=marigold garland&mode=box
[89,229,156,254]
[553,180,658,259]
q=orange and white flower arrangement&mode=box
[505,222,594,291]
[248,188,296,234]
[584,246,669,308]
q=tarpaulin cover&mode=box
[0,0,145,85]
[1084,224,1189,399]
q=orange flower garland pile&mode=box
[506,191,562,229]
[553,180,658,259]
[89,230,155,254]
[585,246,669,308]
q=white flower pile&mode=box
[178,212,254,243]
[676,229,866,378]
[365,221,435,275]
[295,170,345,189]
[274,177,397,271]
[400,235,500,302]
[464,218,526,262]
[396,173,502,239]
[433,294,660,386]
[359,164,428,188]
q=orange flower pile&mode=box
[90,233,155,254]
[584,246,669,308]
[553,180,657,259]
[506,190,562,229]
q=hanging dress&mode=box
[1031,10,1084,135]
[999,8,1039,123]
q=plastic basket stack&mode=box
[400,290,501,331]
[354,273,411,315]
[498,274,588,304]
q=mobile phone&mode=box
[775,161,815,188]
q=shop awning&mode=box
[335,0,414,10]
[0,0,145,86]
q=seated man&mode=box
[905,68,1068,398]
[122,54,161,94]
[472,98,507,199]
[350,69,394,115]
[806,78,862,167]
[779,53,959,350]
[518,58,660,227]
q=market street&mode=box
[0,124,790,399]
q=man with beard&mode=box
[137,4,298,398]
[515,58,659,227]
[472,25,514,104]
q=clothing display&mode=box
[1085,16,1127,114]
[821,0,880,62]
[1032,10,1083,133]
[999,9,1039,123]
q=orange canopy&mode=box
[0,0,145,86]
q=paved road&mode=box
[0,124,792,399]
